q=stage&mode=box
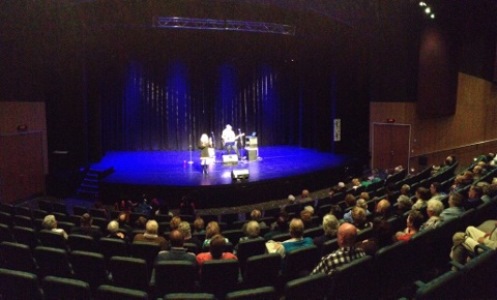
[95,146,358,208]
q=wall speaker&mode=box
[231,169,249,180]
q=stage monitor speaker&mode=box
[232,169,249,180]
[245,147,258,161]
[222,154,238,164]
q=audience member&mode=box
[440,192,465,222]
[244,209,268,230]
[169,216,182,231]
[343,199,371,224]
[465,185,484,210]
[412,187,431,210]
[193,216,206,234]
[429,182,447,201]
[451,220,497,265]
[134,216,148,230]
[202,221,229,249]
[267,218,313,256]
[155,230,197,264]
[117,211,133,235]
[42,214,68,239]
[313,214,339,252]
[357,218,392,255]
[374,199,392,221]
[106,220,127,241]
[133,220,168,250]
[264,211,289,240]
[400,184,411,197]
[394,210,424,242]
[311,223,365,276]
[420,199,444,231]
[351,206,372,230]
[178,221,202,249]
[395,195,413,216]
[71,213,103,240]
[196,234,237,267]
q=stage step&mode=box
[76,167,114,199]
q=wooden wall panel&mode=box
[0,102,47,203]
[371,73,497,172]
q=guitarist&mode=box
[221,124,244,157]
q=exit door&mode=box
[372,123,411,172]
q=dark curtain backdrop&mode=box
[94,54,331,153]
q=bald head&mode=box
[337,223,358,248]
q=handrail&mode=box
[411,138,497,157]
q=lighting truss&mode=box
[153,16,295,36]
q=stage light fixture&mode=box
[425,7,431,14]
[419,2,427,7]
[430,13,435,19]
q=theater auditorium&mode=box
[1,1,497,299]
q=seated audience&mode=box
[313,214,339,252]
[351,206,372,230]
[202,221,229,249]
[178,221,202,249]
[429,182,447,201]
[464,185,484,210]
[440,192,465,222]
[451,219,497,265]
[71,213,103,240]
[267,218,313,256]
[133,219,168,250]
[343,198,371,224]
[106,220,127,241]
[193,216,206,235]
[412,187,431,210]
[169,216,182,231]
[42,214,68,239]
[243,209,268,230]
[374,198,392,221]
[264,211,289,240]
[394,210,424,242]
[155,230,197,264]
[311,223,365,276]
[196,234,237,267]
[420,199,444,231]
[395,195,413,216]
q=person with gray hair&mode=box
[106,220,127,240]
[343,198,371,224]
[133,220,168,250]
[396,195,413,216]
[42,214,68,239]
[420,199,444,231]
[313,214,339,252]
[178,221,202,249]
[440,192,465,222]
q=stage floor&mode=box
[94,146,355,208]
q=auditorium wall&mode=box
[370,73,497,173]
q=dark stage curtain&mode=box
[96,57,327,152]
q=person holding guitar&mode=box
[221,124,244,158]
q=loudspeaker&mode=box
[246,147,258,161]
[222,154,238,164]
[231,169,249,180]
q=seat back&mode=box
[68,234,98,252]
[236,238,266,272]
[200,259,240,297]
[34,246,73,278]
[284,273,329,300]
[283,245,319,280]
[0,241,38,273]
[70,250,108,290]
[130,241,161,277]
[0,268,43,300]
[225,286,277,300]
[244,253,281,288]
[42,275,91,300]
[38,229,68,250]
[13,215,33,228]
[12,226,39,249]
[329,255,375,300]
[154,260,197,296]
[415,270,463,300]
[109,256,149,291]
[98,237,129,265]
[96,284,149,300]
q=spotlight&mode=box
[419,1,427,6]
[425,7,431,14]
[430,13,435,19]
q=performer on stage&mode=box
[199,133,212,175]
[221,124,243,157]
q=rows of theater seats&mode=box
[1,158,497,299]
